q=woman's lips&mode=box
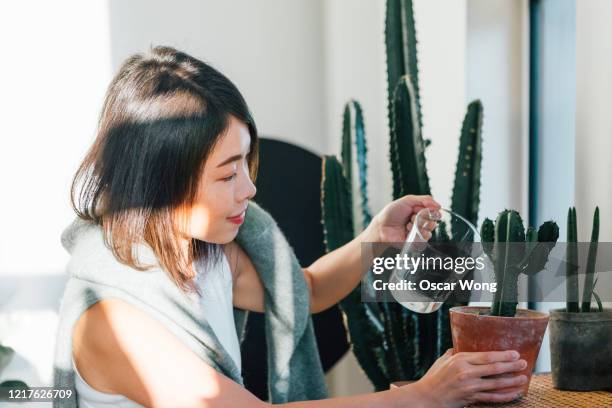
[227,211,245,225]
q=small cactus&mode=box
[481,210,559,317]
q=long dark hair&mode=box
[71,45,259,294]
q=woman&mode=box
[60,46,528,408]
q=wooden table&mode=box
[391,373,612,407]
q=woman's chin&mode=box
[216,226,241,244]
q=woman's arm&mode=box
[301,218,380,313]
[303,195,440,313]
[226,218,388,314]
[74,299,528,408]
[229,195,440,313]
[225,222,377,314]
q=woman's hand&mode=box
[367,194,442,243]
[409,349,529,407]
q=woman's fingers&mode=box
[475,374,528,392]
[402,194,441,210]
[471,359,527,378]
[440,348,454,360]
[463,350,520,365]
[409,217,437,231]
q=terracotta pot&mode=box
[549,308,612,391]
[449,306,549,396]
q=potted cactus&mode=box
[549,207,612,391]
[449,210,559,396]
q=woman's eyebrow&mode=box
[216,154,243,168]
[216,145,251,168]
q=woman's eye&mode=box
[222,173,237,182]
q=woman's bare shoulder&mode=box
[72,298,136,393]
[72,298,264,407]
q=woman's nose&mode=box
[246,178,257,200]
[240,173,257,201]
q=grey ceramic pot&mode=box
[549,308,612,391]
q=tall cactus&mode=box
[386,0,484,375]
[480,210,559,317]
[451,100,484,231]
[321,0,485,389]
[321,155,389,390]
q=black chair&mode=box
[241,138,349,400]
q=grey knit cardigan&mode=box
[52,201,328,407]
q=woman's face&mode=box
[177,115,257,244]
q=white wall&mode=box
[0,1,113,278]
[575,0,612,312]
[576,0,612,241]
[0,1,113,393]
[0,0,329,280]
[107,0,328,155]
[467,0,529,222]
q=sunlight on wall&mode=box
[0,1,113,277]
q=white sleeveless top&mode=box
[72,252,241,408]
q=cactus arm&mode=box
[526,226,537,247]
[385,0,422,135]
[481,218,495,257]
[581,207,600,312]
[321,155,354,250]
[390,77,431,199]
[353,102,373,227]
[566,207,580,312]
[341,290,390,391]
[451,100,483,236]
[491,211,513,316]
[480,218,497,309]
[491,210,525,317]
[341,101,373,230]
[321,155,390,390]
[341,102,407,386]
[341,104,353,191]
[521,221,560,275]
[389,75,435,378]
